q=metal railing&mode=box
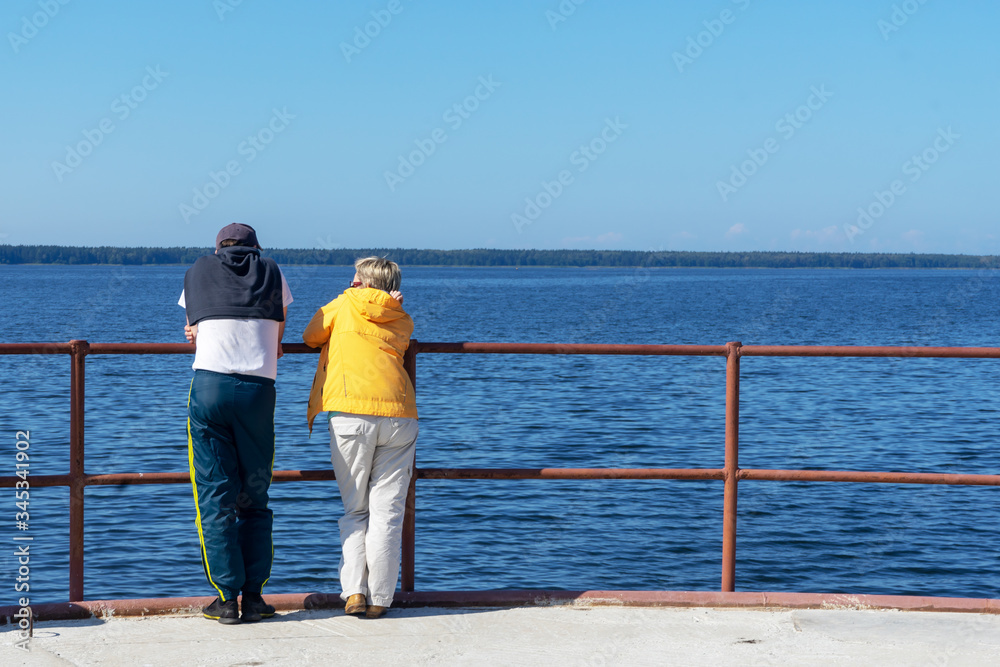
[2,339,1000,602]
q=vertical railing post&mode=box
[401,340,418,591]
[69,339,89,601]
[722,341,741,592]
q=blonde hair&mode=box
[355,256,401,293]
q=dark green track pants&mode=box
[187,369,275,602]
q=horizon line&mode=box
[2,244,998,258]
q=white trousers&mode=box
[329,413,418,607]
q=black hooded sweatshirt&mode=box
[183,246,284,325]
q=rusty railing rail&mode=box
[2,339,1000,603]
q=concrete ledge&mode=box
[398,590,1000,614]
[8,604,1000,666]
[3,590,998,624]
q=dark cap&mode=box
[215,223,259,251]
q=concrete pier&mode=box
[4,605,999,666]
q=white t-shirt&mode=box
[179,271,293,380]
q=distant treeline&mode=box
[1,245,997,269]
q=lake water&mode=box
[2,264,999,604]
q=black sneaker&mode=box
[203,597,240,624]
[241,591,276,623]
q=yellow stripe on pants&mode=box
[187,378,227,602]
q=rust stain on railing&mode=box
[2,339,1000,604]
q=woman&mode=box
[303,256,417,619]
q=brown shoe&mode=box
[366,605,387,619]
[344,594,366,615]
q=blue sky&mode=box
[1,0,997,252]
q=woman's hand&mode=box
[390,290,404,304]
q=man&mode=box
[179,223,291,624]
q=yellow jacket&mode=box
[303,287,417,432]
